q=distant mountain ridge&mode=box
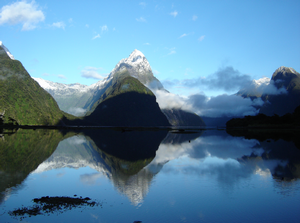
[237,66,300,116]
[260,66,300,116]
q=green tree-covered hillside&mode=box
[0,45,72,125]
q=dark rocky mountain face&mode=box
[235,66,300,117]
[260,67,300,116]
[84,70,170,127]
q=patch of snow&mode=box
[110,49,152,77]
[253,77,270,86]
[275,66,298,74]
[33,77,58,90]
[0,41,15,60]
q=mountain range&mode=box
[0,42,204,127]
[33,48,205,126]
[33,49,164,116]
[237,66,300,116]
[1,40,299,127]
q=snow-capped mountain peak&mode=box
[128,49,146,63]
[274,66,297,74]
[0,41,15,60]
[110,49,152,78]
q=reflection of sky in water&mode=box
[1,130,300,223]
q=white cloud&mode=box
[241,78,288,96]
[92,34,100,40]
[153,87,262,118]
[58,74,66,79]
[144,43,150,45]
[153,89,193,111]
[170,10,178,17]
[68,18,73,23]
[168,47,176,55]
[101,25,108,32]
[192,15,198,21]
[0,0,45,31]
[179,33,187,38]
[180,66,252,92]
[136,17,146,22]
[81,67,106,80]
[198,35,205,41]
[188,94,262,117]
[52,21,65,29]
[85,24,89,28]
[139,2,146,8]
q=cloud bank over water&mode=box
[153,89,263,118]
[155,66,288,118]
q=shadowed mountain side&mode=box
[260,92,300,116]
[84,92,170,126]
[260,67,300,116]
[237,66,300,116]
[82,129,168,161]
[0,129,75,204]
[83,75,170,127]
[162,109,205,127]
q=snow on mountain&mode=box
[32,49,153,97]
[236,76,271,98]
[0,41,15,60]
[273,66,298,76]
[253,77,270,86]
[33,49,164,116]
[111,49,152,77]
[33,77,93,94]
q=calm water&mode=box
[0,128,300,223]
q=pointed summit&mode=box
[128,49,146,63]
[0,41,15,60]
[109,49,163,89]
[111,49,151,75]
[272,66,299,81]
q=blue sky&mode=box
[1,0,300,97]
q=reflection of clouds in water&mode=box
[151,141,195,165]
[190,135,259,160]
[149,131,291,187]
[151,132,259,166]
[80,172,104,185]
[66,135,87,145]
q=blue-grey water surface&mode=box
[0,129,300,222]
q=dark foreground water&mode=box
[0,128,300,223]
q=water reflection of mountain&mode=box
[2,128,300,208]
[34,129,168,206]
[0,129,73,205]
